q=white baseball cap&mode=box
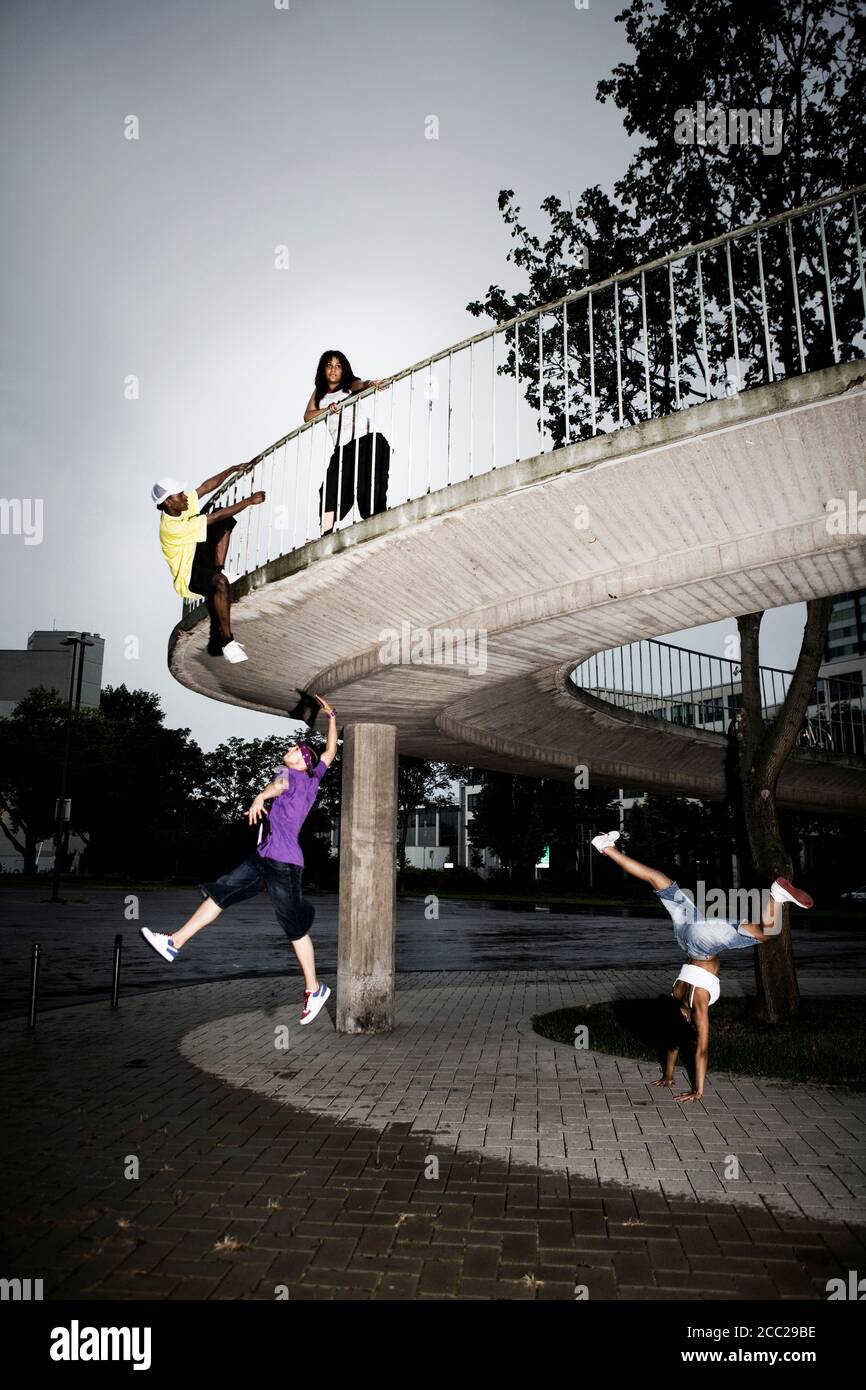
[151,478,185,506]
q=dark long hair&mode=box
[314,349,357,408]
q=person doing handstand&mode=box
[591,830,813,1104]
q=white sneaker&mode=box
[140,927,180,962]
[591,830,621,854]
[770,877,813,909]
[300,983,331,1025]
[222,640,248,663]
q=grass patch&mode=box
[534,996,866,1089]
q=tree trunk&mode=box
[733,598,832,1024]
[743,780,798,1024]
[0,814,37,877]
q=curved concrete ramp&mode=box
[170,361,866,810]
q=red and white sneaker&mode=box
[770,877,814,909]
[300,982,331,1025]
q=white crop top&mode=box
[675,963,720,1008]
[320,389,370,446]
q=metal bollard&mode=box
[27,943,40,1030]
[111,933,122,1010]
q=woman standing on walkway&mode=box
[141,695,338,1026]
[591,831,814,1104]
[304,348,391,533]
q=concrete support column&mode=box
[336,722,398,1033]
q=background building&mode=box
[0,630,104,872]
[0,630,104,719]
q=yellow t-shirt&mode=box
[158,489,208,598]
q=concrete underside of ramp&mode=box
[170,361,866,813]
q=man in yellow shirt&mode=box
[152,463,265,664]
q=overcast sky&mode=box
[0,0,805,749]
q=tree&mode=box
[468,771,547,886]
[77,686,206,878]
[538,778,621,887]
[469,2,866,446]
[0,688,83,876]
[201,736,295,824]
[468,0,863,1020]
[730,601,832,1021]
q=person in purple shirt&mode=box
[141,694,338,1026]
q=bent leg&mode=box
[738,893,778,942]
[603,844,673,891]
[176,855,266,948]
[266,863,319,983]
[172,895,223,949]
[291,933,319,993]
[211,523,233,569]
[204,514,237,570]
[208,571,232,643]
[733,889,783,945]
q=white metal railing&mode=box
[184,184,866,616]
[572,639,866,756]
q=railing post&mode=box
[614,281,623,427]
[668,262,680,408]
[27,943,40,1031]
[755,227,775,382]
[640,270,651,417]
[786,218,806,373]
[726,239,741,388]
[491,330,497,469]
[562,303,570,443]
[111,933,122,1010]
[588,292,597,434]
[818,204,840,364]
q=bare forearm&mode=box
[694,1049,708,1095]
[663,1049,678,1080]
[206,496,256,524]
[198,464,244,497]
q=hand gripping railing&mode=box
[184,184,866,615]
[571,638,866,757]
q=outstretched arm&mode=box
[313,694,339,767]
[351,377,388,393]
[197,460,255,498]
[206,491,266,526]
[677,1004,709,1103]
[650,1048,679,1088]
[247,777,288,825]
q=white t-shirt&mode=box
[320,389,371,447]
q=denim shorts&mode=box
[655,881,757,960]
[200,853,315,942]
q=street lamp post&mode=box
[50,632,94,904]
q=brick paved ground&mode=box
[1,970,864,1300]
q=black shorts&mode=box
[199,853,315,942]
[188,514,236,598]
